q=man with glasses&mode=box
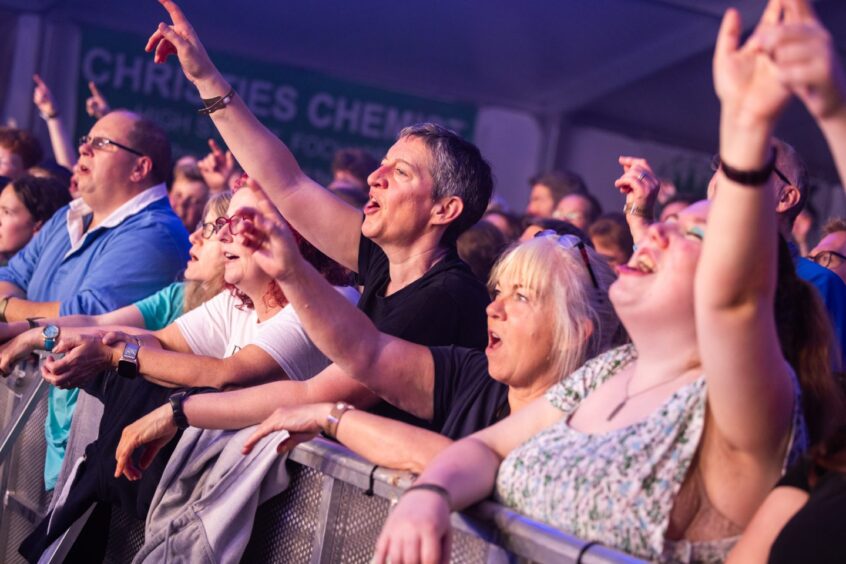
[0,110,190,490]
[810,218,846,284]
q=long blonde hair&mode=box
[183,191,232,313]
[489,236,620,381]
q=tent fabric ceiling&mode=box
[3,0,845,179]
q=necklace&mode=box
[606,371,687,421]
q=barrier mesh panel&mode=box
[103,505,146,563]
[325,481,392,563]
[450,528,492,563]
[0,394,50,564]
[242,463,323,563]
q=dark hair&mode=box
[28,162,73,191]
[331,148,379,188]
[529,170,587,203]
[773,138,810,228]
[774,235,842,446]
[521,216,593,246]
[8,174,71,224]
[457,220,508,283]
[561,192,603,226]
[482,209,522,241]
[0,127,43,169]
[398,123,493,247]
[122,113,172,186]
[588,213,634,263]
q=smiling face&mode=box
[611,201,709,324]
[362,137,437,246]
[0,183,37,255]
[184,207,225,283]
[219,188,273,296]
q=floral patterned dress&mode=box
[495,345,807,562]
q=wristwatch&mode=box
[169,391,191,430]
[117,339,141,379]
[41,324,60,352]
[325,402,355,440]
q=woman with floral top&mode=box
[373,3,841,562]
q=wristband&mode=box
[623,202,653,220]
[325,402,355,440]
[39,110,59,120]
[199,88,235,116]
[718,149,776,186]
[404,483,453,510]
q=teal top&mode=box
[134,282,186,330]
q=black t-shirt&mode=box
[769,456,846,563]
[356,235,490,426]
[431,346,509,439]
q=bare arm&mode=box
[242,402,453,474]
[32,74,76,168]
[4,297,60,321]
[244,195,436,419]
[146,1,363,270]
[697,5,795,456]
[727,486,808,563]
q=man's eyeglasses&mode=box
[710,154,793,187]
[534,229,599,289]
[79,135,145,157]
[809,250,846,269]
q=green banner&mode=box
[76,25,477,185]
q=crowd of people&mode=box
[0,0,845,561]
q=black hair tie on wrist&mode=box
[718,148,776,186]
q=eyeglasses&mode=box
[534,229,599,289]
[809,250,846,269]
[710,154,793,187]
[78,135,145,157]
[200,221,220,239]
[214,214,248,236]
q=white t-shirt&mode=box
[175,286,360,381]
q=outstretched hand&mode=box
[713,0,792,123]
[145,0,217,84]
[614,156,660,210]
[758,0,846,121]
[239,180,303,281]
[85,81,111,119]
[32,74,57,117]
[198,139,238,192]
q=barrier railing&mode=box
[0,354,644,563]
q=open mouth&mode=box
[487,331,502,350]
[620,254,655,275]
[363,198,381,215]
[223,252,239,261]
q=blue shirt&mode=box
[792,247,846,366]
[0,187,190,489]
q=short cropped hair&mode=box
[398,123,493,246]
[490,236,619,380]
[331,148,379,187]
[0,127,43,169]
[588,213,635,263]
[529,170,587,203]
[123,114,172,186]
[9,174,71,224]
[773,138,809,228]
[822,217,846,237]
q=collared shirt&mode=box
[0,183,190,490]
[65,183,168,255]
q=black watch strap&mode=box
[169,391,190,430]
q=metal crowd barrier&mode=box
[0,353,643,563]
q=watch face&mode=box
[42,325,60,339]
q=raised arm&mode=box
[696,4,794,455]
[32,75,76,169]
[242,192,437,418]
[614,156,660,242]
[760,0,846,188]
[145,0,363,270]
